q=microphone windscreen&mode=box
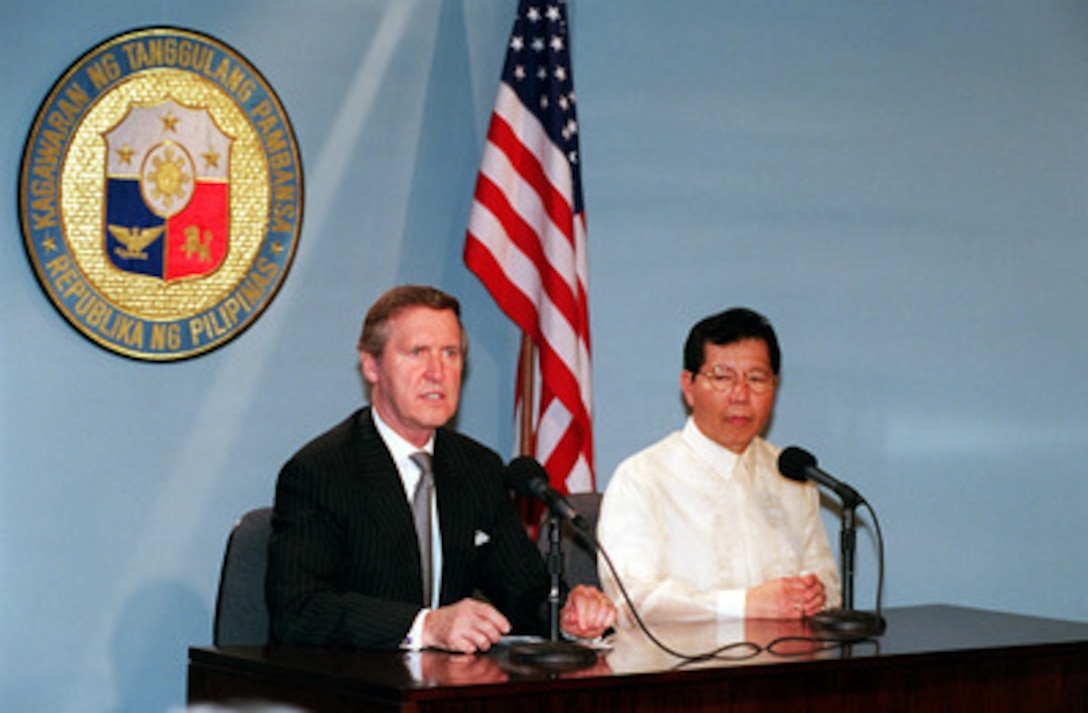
[504,455,549,498]
[778,446,818,483]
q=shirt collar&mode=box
[371,408,434,489]
[682,416,740,477]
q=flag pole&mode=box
[516,332,542,529]
[517,331,535,456]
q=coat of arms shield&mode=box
[103,98,232,282]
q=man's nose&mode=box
[726,380,751,401]
[424,353,445,379]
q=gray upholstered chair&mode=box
[213,507,272,646]
[535,492,603,589]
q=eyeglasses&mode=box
[697,366,777,394]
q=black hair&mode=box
[682,307,781,375]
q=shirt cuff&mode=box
[717,589,747,618]
[401,609,429,651]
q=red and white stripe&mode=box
[465,82,594,494]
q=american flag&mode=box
[464,0,594,496]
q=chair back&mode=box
[536,492,603,589]
[214,507,272,646]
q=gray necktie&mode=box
[409,451,434,607]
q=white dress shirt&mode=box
[597,418,840,625]
[371,409,441,649]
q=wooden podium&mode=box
[188,605,1088,712]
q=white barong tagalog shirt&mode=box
[597,418,841,625]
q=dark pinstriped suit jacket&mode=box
[266,407,550,650]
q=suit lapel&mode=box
[352,408,427,603]
[433,432,473,604]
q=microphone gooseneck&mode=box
[778,446,864,506]
[503,456,597,669]
[505,457,765,664]
[777,446,886,639]
[504,455,587,529]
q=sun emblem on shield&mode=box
[144,144,194,211]
[103,98,232,282]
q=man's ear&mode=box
[359,350,379,385]
[679,370,696,409]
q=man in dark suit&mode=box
[267,285,615,652]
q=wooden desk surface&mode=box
[189,604,1088,712]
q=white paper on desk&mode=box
[497,635,546,646]
[498,634,613,651]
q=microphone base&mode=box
[808,609,886,639]
[508,640,599,670]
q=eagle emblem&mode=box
[107,224,166,260]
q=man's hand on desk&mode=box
[421,586,616,653]
[560,584,617,640]
[745,573,827,620]
[422,599,511,654]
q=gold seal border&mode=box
[19,26,304,362]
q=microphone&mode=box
[504,456,589,531]
[502,456,598,669]
[777,445,885,639]
[778,446,864,506]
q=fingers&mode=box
[560,585,617,639]
[799,586,826,618]
[747,576,827,619]
[424,590,617,653]
[423,599,511,653]
[786,574,827,618]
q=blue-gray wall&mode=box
[3,1,1086,710]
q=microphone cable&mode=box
[589,531,762,663]
[516,453,885,663]
[764,497,886,655]
[574,501,886,663]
